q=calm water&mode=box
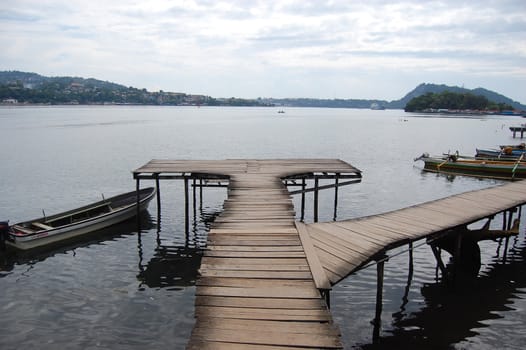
[0,106,525,349]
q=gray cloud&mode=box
[0,0,525,102]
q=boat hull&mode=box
[7,188,155,250]
[476,148,526,158]
[422,158,526,180]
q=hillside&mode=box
[0,71,270,106]
[388,83,526,110]
[1,71,524,110]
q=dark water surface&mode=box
[1,106,525,349]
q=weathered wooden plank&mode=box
[201,257,308,265]
[195,306,332,321]
[197,277,315,288]
[361,216,433,237]
[210,228,298,234]
[336,220,407,242]
[207,245,304,252]
[207,239,302,246]
[199,264,311,272]
[295,221,331,290]
[208,234,299,240]
[190,327,342,348]
[194,296,325,309]
[314,249,359,277]
[199,269,313,280]
[187,340,317,350]
[205,251,306,258]
[313,222,387,247]
[196,286,321,298]
[194,318,340,335]
[307,225,379,255]
[212,223,297,230]
[310,235,372,263]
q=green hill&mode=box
[387,83,526,110]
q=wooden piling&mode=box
[314,177,319,222]
[430,244,448,278]
[333,174,339,221]
[184,177,189,235]
[199,179,203,210]
[372,257,385,343]
[135,178,141,228]
[155,174,161,225]
[301,177,306,221]
[193,178,197,223]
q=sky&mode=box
[1,0,525,102]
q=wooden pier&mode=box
[133,159,526,349]
[134,160,361,349]
[303,180,526,284]
[510,126,526,138]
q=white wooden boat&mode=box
[6,187,156,250]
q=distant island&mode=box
[404,91,519,115]
[1,71,525,111]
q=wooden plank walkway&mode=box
[133,159,362,349]
[304,180,526,284]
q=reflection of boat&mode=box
[415,153,526,180]
[7,188,156,250]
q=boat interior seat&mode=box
[32,222,54,230]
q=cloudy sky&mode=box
[1,0,525,102]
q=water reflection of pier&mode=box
[137,207,221,289]
[359,227,526,349]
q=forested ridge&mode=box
[404,91,514,113]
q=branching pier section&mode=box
[133,159,362,349]
[303,180,526,285]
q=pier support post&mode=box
[301,178,306,221]
[400,242,414,311]
[193,178,197,223]
[136,178,141,228]
[314,176,319,222]
[199,179,203,210]
[430,244,447,278]
[372,255,386,343]
[333,174,339,221]
[321,289,331,309]
[155,174,161,228]
[184,177,189,236]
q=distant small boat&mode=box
[414,153,526,180]
[277,110,285,114]
[6,187,155,250]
